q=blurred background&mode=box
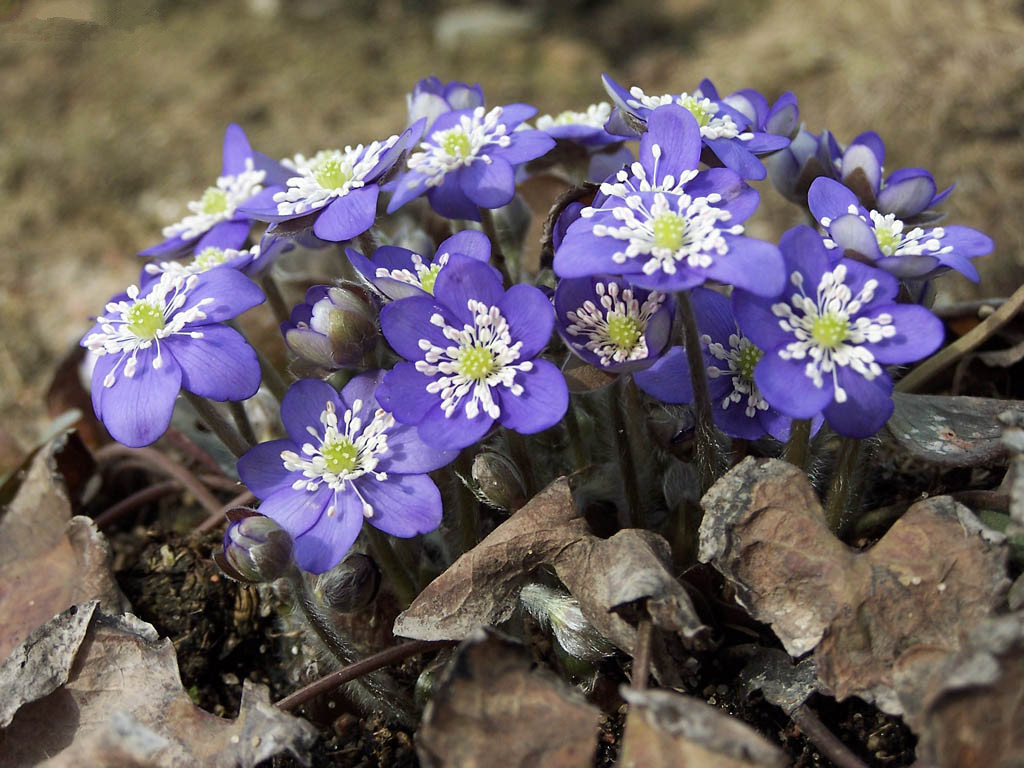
[1,0,1022,450]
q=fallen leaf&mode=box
[618,687,788,768]
[416,629,601,768]
[884,393,1024,468]
[700,458,1009,721]
[736,647,820,715]
[0,601,97,728]
[916,612,1024,768]
[1,610,317,767]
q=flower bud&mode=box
[215,509,294,583]
[472,450,527,512]
[281,282,380,369]
[314,552,381,613]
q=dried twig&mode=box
[95,443,223,517]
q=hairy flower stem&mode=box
[506,430,537,498]
[283,565,415,725]
[677,291,719,493]
[227,400,257,448]
[824,436,863,534]
[259,273,291,326]
[363,526,417,608]
[452,450,480,556]
[609,377,644,528]
[563,397,589,469]
[731,438,749,466]
[182,392,251,458]
[478,207,513,288]
[783,419,812,470]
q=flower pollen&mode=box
[407,106,513,187]
[126,302,165,339]
[566,282,665,366]
[706,332,768,417]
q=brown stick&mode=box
[792,704,869,768]
[630,616,653,691]
[275,639,450,712]
[94,444,222,517]
[93,480,181,528]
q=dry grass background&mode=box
[1,0,1022,448]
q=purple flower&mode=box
[701,79,799,139]
[141,244,259,286]
[140,124,287,259]
[809,177,993,281]
[554,104,784,295]
[534,102,635,182]
[347,229,495,301]
[81,269,265,447]
[240,122,424,243]
[386,104,556,221]
[236,375,455,574]
[377,255,568,450]
[407,76,485,130]
[633,288,811,441]
[733,226,945,438]
[601,74,790,180]
[282,283,380,370]
[554,275,674,373]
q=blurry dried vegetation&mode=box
[1,0,1022,449]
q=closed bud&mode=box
[215,509,294,583]
[471,450,526,512]
[314,552,381,613]
[282,282,379,369]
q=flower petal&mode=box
[460,155,516,209]
[280,378,342,446]
[416,400,494,450]
[641,105,701,184]
[237,439,298,499]
[386,170,430,214]
[97,347,182,447]
[179,268,266,325]
[380,295,455,360]
[823,369,894,439]
[433,253,506,325]
[196,219,250,252]
[292,489,363,574]
[221,123,253,177]
[357,474,443,537]
[377,362,438,426]
[164,325,260,401]
[754,348,832,420]
[496,359,568,434]
[876,169,936,218]
[808,177,861,225]
[633,346,694,404]
[427,173,480,220]
[258,484,331,542]
[438,229,490,263]
[497,129,555,165]
[498,284,554,359]
[553,212,636,278]
[829,213,885,262]
[378,422,457,473]
[701,236,785,298]
[312,186,379,242]
[703,137,766,180]
[863,304,945,365]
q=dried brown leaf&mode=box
[560,357,617,393]
[416,629,601,768]
[701,458,1009,722]
[618,687,788,768]
[1,611,317,767]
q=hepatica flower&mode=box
[407,76,485,130]
[554,104,784,295]
[554,275,673,373]
[734,226,945,438]
[347,229,495,301]
[142,244,258,285]
[602,74,790,180]
[237,376,455,574]
[81,270,265,447]
[141,124,286,258]
[241,122,423,243]
[809,177,993,281]
[634,288,805,441]
[377,255,568,450]
[534,102,634,182]
[387,104,556,221]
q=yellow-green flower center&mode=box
[200,187,229,215]
[875,226,902,256]
[652,212,687,251]
[315,158,352,190]
[680,95,712,127]
[419,264,442,294]
[126,302,165,339]
[322,438,358,474]
[192,246,230,270]
[811,314,849,349]
[736,343,763,382]
[459,345,496,380]
[441,131,472,159]
[606,314,642,351]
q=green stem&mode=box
[608,377,644,528]
[364,526,417,608]
[824,437,863,534]
[227,400,257,448]
[182,392,250,458]
[676,291,719,493]
[259,273,291,326]
[478,207,513,287]
[783,419,812,470]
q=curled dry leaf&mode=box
[416,628,601,768]
[700,458,1010,722]
[884,393,1024,468]
[735,647,820,715]
[618,687,788,768]
[917,612,1024,768]
[1,610,317,767]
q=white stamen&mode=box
[565,282,666,367]
[162,158,265,240]
[536,102,612,131]
[406,106,513,187]
[625,86,747,141]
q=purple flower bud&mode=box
[314,552,380,613]
[282,282,380,369]
[216,509,294,583]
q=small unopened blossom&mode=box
[281,282,380,369]
[377,255,568,451]
[240,122,424,243]
[407,76,485,130]
[554,104,784,295]
[216,510,294,584]
[347,229,495,301]
[81,269,265,447]
[236,375,456,574]
[634,288,808,441]
[555,275,674,373]
[809,177,993,281]
[140,124,287,258]
[387,104,555,221]
[733,226,945,438]
[601,74,790,180]
[534,101,634,182]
